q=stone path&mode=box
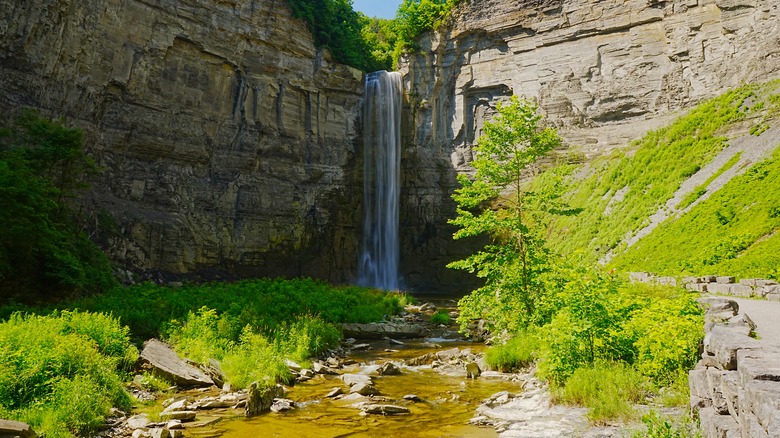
[732,297,780,348]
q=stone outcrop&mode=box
[690,297,780,438]
[0,419,36,438]
[398,0,780,291]
[138,339,214,387]
[0,0,364,283]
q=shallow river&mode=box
[191,300,515,437]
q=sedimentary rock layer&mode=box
[398,0,780,290]
[0,0,364,282]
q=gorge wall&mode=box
[398,0,780,291]
[0,0,364,283]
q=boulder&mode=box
[312,362,339,375]
[0,420,36,438]
[360,404,410,415]
[436,348,461,361]
[705,325,761,370]
[270,398,295,413]
[326,387,343,398]
[340,374,372,387]
[341,322,428,339]
[246,383,283,417]
[159,411,196,421]
[466,362,482,379]
[350,382,380,396]
[138,339,213,387]
[126,414,151,430]
[377,362,402,376]
[403,394,423,402]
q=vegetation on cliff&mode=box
[285,0,463,71]
[0,110,115,303]
[535,80,780,279]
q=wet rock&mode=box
[270,398,295,413]
[312,362,339,375]
[340,374,372,387]
[350,343,372,351]
[148,427,170,438]
[192,393,247,409]
[285,359,303,373]
[388,338,405,345]
[246,383,284,417]
[436,348,461,361]
[326,387,344,398]
[0,419,36,438]
[138,339,213,387]
[466,362,481,379]
[299,369,315,379]
[159,411,196,421]
[126,414,151,430]
[360,404,410,415]
[377,362,402,376]
[341,322,428,339]
[350,382,380,396]
[405,353,436,366]
[403,394,423,402]
[166,420,183,430]
[419,303,437,312]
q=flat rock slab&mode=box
[0,419,36,438]
[139,339,213,387]
[341,322,428,339]
[361,404,410,415]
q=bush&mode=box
[556,362,649,423]
[430,310,452,325]
[484,331,538,372]
[0,312,134,437]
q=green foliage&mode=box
[678,152,742,210]
[65,277,402,341]
[0,311,134,437]
[612,147,780,278]
[633,411,702,438]
[450,96,564,333]
[555,362,648,423]
[0,109,115,302]
[541,82,775,263]
[361,17,399,72]
[430,309,452,325]
[484,331,538,372]
[393,0,463,62]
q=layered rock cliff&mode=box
[398,0,780,291]
[0,0,364,282]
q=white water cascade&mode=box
[358,71,402,290]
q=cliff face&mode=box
[0,0,365,282]
[399,0,780,291]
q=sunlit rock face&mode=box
[398,0,780,292]
[0,0,365,282]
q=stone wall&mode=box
[398,0,780,292]
[690,297,780,438]
[0,0,365,283]
[629,272,780,437]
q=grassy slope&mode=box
[539,80,780,278]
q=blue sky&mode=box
[352,0,402,19]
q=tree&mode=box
[448,96,566,332]
[0,109,114,302]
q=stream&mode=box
[182,298,514,437]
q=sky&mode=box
[352,0,402,19]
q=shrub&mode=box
[430,310,452,325]
[484,331,538,372]
[0,312,133,437]
[556,362,649,423]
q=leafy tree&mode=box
[449,96,566,332]
[0,109,114,303]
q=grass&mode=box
[677,151,742,210]
[0,311,136,437]
[555,362,649,423]
[484,331,538,372]
[0,277,407,432]
[430,310,452,325]
[612,147,780,278]
[537,80,780,265]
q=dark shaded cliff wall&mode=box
[0,0,365,283]
[399,0,780,293]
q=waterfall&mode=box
[358,71,402,290]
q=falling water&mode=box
[358,71,402,290]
